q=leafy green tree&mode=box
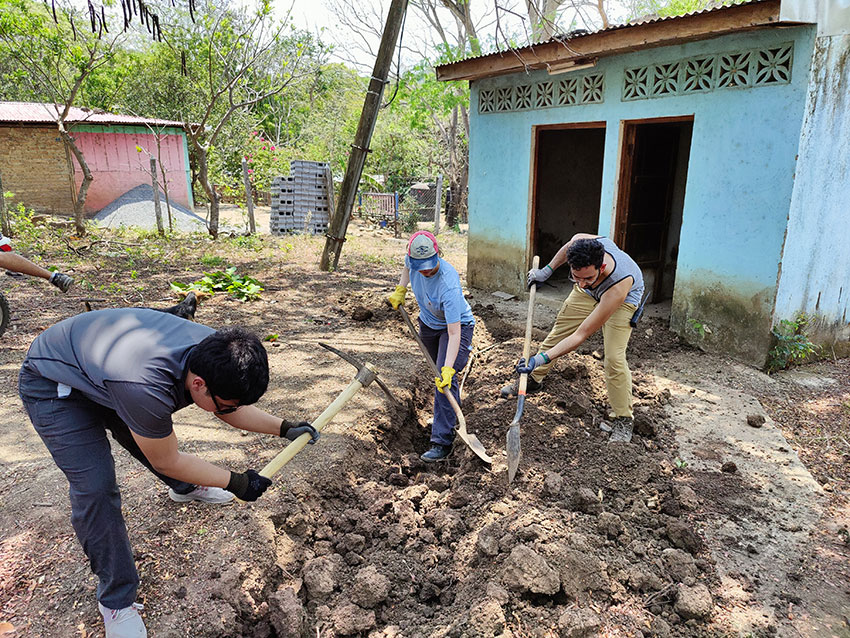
[629,0,746,19]
[120,0,318,238]
[0,0,126,234]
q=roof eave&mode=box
[436,0,802,82]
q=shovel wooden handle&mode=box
[399,307,464,419]
[519,255,541,391]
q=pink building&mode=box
[0,102,192,216]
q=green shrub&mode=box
[766,315,819,373]
[401,209,420,234]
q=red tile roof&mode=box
[0,102,184,127]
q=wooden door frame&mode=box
[613,115,694,248]
[528,121,606,269]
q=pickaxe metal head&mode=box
[318,342,398,405]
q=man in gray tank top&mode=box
[502,234,644,444]
[19,308,319,638]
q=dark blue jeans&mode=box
[419,320,474,446]
[19,382,193,609]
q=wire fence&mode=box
[357,177,447,236]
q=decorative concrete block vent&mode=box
[270,160,332,235]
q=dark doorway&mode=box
[532,124,605,282]
[614,118,693,302]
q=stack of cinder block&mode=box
[270,160,331,235]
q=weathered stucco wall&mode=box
[71,125,193,213]
[467,26,816,364]
[774,34,850,356]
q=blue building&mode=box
[436,0,850,366]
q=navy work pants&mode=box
[418,320,474,446]
[18,381,193,609]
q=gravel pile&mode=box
[95,184,208,232]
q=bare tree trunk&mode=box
[59,127,92,236]
[154,133,174,232]
[150,158,164,235]
[194,144,220,239]
[0,168,10,237]
[241,158,256,234]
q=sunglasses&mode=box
[211,394,240,415]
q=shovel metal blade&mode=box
[506,394,526,483]
[506,422,521,483]
[458,428,493,464]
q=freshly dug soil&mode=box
[0,218,847,638]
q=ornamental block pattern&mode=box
[478,72,604,114]
[622,42,793,101]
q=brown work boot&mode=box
[499,377,543,399]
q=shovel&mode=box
[399,306,492,464]
[507,255,540,484]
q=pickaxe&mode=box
[258,344,388,479]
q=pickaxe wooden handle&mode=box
[259,360,378,479]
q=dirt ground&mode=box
[0,215,848,638]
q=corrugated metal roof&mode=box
[0,102,184,127]
[437,0,774,68]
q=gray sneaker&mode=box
[499,377,543,399]
[99,602,146,638]
[608,417,634,443]
[168,485,235,504]
[49,272,73,292]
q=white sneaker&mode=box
[168,485,235,504]
[98,602,146,638]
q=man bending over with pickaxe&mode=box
[501,234,644,444]
[19,308,318,638]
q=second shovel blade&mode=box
[506,423,520,483]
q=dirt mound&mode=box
[191,311,718,638]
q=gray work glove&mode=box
[49,272,73,292]
[280,419,320,444]
[526,265,553,288]
[516,352,550,375]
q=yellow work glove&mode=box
[387,285,408,310]
[435,366,455,394]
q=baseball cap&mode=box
[406,231,439,271]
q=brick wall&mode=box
[0,125,75,215]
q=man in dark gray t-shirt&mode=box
[19,308,318,638]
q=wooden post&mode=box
[150,158,164,235]
[433,175,443,235]
[393,191,400,238]
[323,164,335,232]
[241,158,256,234]
[0,167,10,237]
[319,0,409,271]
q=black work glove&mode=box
[280,419,320,444]
[226,469,272,501]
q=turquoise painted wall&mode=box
[467,26,817,364]
[774,34,850,352]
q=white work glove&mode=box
[526,265,553,288]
